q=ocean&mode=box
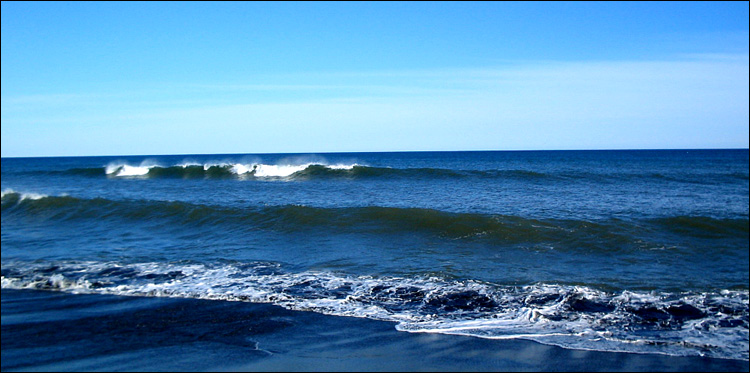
[2,149,748,371]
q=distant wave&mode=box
[2,259,747,360]
[101,162,363,179]
[14,161,748,184]
[1,188,49,202]
[3,191,747,248]
[17,161,564,181]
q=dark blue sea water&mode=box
[2,150,748,362]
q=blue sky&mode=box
[1,1,748,157]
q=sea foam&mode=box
[2,260,747,361]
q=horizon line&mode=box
[2,147,748,159]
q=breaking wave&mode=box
[14,161,747,186]
[17,162,569,181]
[101,162,362,179]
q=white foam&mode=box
[25,193,48,200]
[1,188,15,198]
[106,163,153,176]
[105,160,164,177]
[230,164,256,175]
[253,163,312,177]
[250,163,360,177]
[327,164,359,170]
[116,165,151,176]
[1,188,48,201]
[100,161,362,178]
[177,162,203,168]
[3,260,746,360]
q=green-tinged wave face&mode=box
[3,192,747,251]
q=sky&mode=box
[1,1,748,157]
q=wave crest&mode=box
[100,161,360,179]
[24,161,567,181]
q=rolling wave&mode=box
[2,260,747,360]
[101,162,363,178]
[18,162,564,181]
[3,191,747,247]
[14,161,748,185]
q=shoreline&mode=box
[2,288,747,372]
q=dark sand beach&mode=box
[2,289,747,372]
